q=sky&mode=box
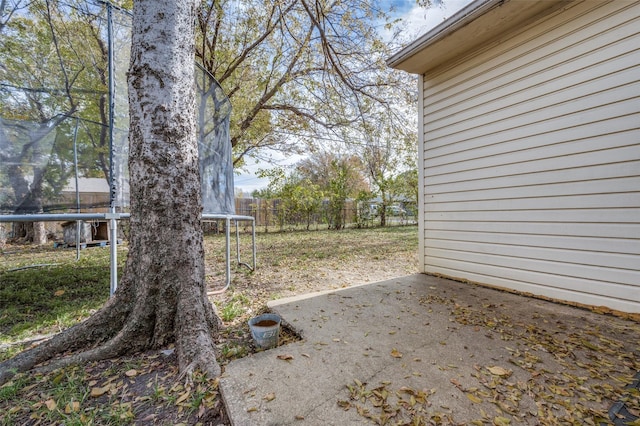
[233,0,475,196]
[388,0,475,39]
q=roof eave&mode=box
[387,0,574,74]
[387,0,499,72]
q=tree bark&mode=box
[0,0,221,385]
[126,0,221,376]
[0,223,6,249]
[32,221,47,245]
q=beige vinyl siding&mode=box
[421,0,640,312]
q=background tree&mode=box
[362,140,395,227]
[347,92,417,226]
[353,189,375,227]
[359,130,395,226]
[253,167,324,231]
[0,0,221,384]
[254,167,288,231]
[0,0,115,241]
[281,172,323,231]
[392,168,419,216]
[296,151,367,229]
[196,0,412,169]
[289,175,323,231]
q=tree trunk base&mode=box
[33,222,47,245]
[0,283,222,386]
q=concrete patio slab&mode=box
[219,274,640,425]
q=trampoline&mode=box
[0,0,254,294]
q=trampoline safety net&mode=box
[0,0,235,216]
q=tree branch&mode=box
[231,24,314,147]
[218,1,297,83]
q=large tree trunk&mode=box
[32,221,47,245]
[0,223,6,249]
[124,0,221,377]
[0,0,221,385]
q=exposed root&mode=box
[29,317,151,377]
[0,291,132,385]
[175,291,222,381]
[0,278,222,386]
[1,243,222,387]
[176,352,221,387]
[177,360,198,386]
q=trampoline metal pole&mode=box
[73,117,81,261]
[109,214,118,296]
[252,217,256,270]
[226,216,231,289]
[107,1,118,297]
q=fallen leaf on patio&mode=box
[295,415,305,420]
[581,339,600,351]
[337,400,351,410]
[391,348,403,358]
[399,386,415,395]
[450,378,463,390]
[493,416,511,425]
[487,366,511,377]
[247,407,257,412]
[277,354,294,361]
[264,393,276,402]
[466,392,482,403]
[301,353,310,358]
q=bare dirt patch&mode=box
[206,225,418,300]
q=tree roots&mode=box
[0,283,222,386]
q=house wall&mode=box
[420,0,640,312]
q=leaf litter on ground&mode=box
[337,290,639,425]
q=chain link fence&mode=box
[201,198,418,233]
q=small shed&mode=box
[388,0,640,313]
